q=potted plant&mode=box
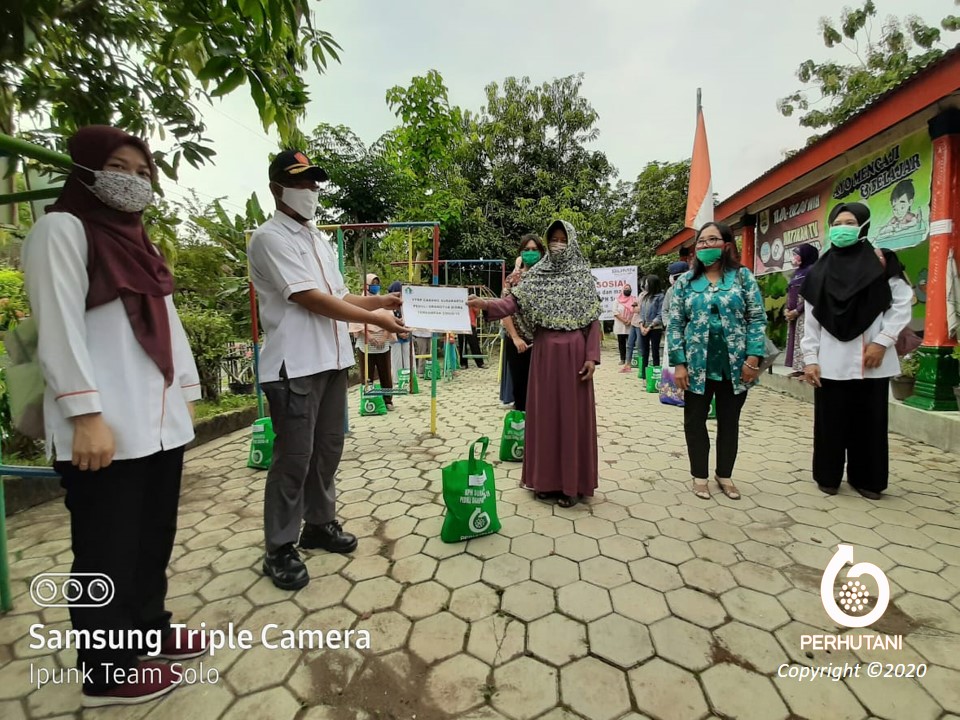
[891,353,919,401]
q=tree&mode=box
[460,74,616,262]
[778,1,960,141]
[1,0,341,177]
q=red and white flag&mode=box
[685,90,714,231]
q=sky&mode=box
[163,0,956,219]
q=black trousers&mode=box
[640,329,663,377]
[55,448,184,691]
[683,380,748,479]
[813,378,889,492]
[617,334,628,364]
[504,338,533,412]
[458,328,484,368]
[361,350,393,405]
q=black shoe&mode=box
[817,484,839,496]
[299,520,358,554]
[262,543,309,590]
[852,485,883,500]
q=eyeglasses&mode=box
[696,236,724,247]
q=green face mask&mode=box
[521,250,542,266]
[828,224,862,248]
[696,248,723,266]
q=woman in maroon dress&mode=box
[468,220,601,507]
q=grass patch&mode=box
[0,451,51,468]
[193,392,259,422]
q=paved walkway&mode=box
[2,348,959,720]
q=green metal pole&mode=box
[0,134,72,169]
[0,477,11,612]
[0,188,60,205]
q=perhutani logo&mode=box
[821,545,891,628]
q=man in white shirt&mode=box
[248,150,405,590]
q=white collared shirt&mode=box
[247,212,355,382]
[801,277,913,380]
[22,213,201,462]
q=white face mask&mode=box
[281,186,319,220]
[77,165,154,213]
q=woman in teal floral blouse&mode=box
[667,222,767,501]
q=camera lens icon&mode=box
[30,573,114,608]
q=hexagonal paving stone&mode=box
[501,580,556,621]
[553,534,600,561]
[221,686,302,720]
[580,556,631,588]
[510,533,555,560]
[690,537,739,565]
[533,515,575,538]
[713,621,790,674]
[363,610,412,654]
[449,582,500,622]
[531,555,580,588]
[466,613,525,667]
[466,533,512,559]
[558,581,613,622]
[889,566,958,601]
[610,583,670,625]
[730,561,791,595]
[847,672,942,720]
[646,536,695,565]
[587,614,654,669]
[491,656,558,719]
[481,554,532,588]
[225,643,301,695]
[649,616,713,671]
[409,612,468,663]
[678,558,738,595]
[574,516,617,539]
[435,554,484,589]
[720,587,790,631]
[342,555,390,582]
[773,673,867,720]
[528,614,588,666]
[628,657,712,720]
[702,663,788,720]
[596,535,647,562]
[628,557,684,591]
[344,577,402,615]
[390,553,438,584]
[425,654,490,715]
[665,587,727,629]
[560,657,631,720]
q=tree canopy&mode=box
[0,0,341,178]
[777,0,959,142]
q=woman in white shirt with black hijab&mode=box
[801,201,913,500]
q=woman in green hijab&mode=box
[468,220,601,507]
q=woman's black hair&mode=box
[690,221,742,280]
[518,233,546,256]
[643,275,662,295]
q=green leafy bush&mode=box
[0,267,28,331]
[178,307,233,401]
[899,354,920,379]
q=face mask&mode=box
[696,248,723,266]
[281,186,319,219]
[828,224,862,248]
[368,284,381,295]
[623,288,632,297]
[521,250,541,266]
[549,242,568,256]
[77,165,153,213]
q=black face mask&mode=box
[623,289,632,296]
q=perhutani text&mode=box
[29,622,371,657]
[800,634,902,651]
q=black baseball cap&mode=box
[268,150,329,184]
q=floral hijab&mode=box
[511,219,601,331]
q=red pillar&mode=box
[740,214,756,273]
[905,109,960,411]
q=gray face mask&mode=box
[77,164,154,213]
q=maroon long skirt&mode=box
[521,329,599,498]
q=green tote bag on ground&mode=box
[499,410,526,462]
[441,437,501,543]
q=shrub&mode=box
[899,354,920,379]
[0,267,28,331]
[178,308,233,400]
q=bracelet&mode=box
[744,363,760,371]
